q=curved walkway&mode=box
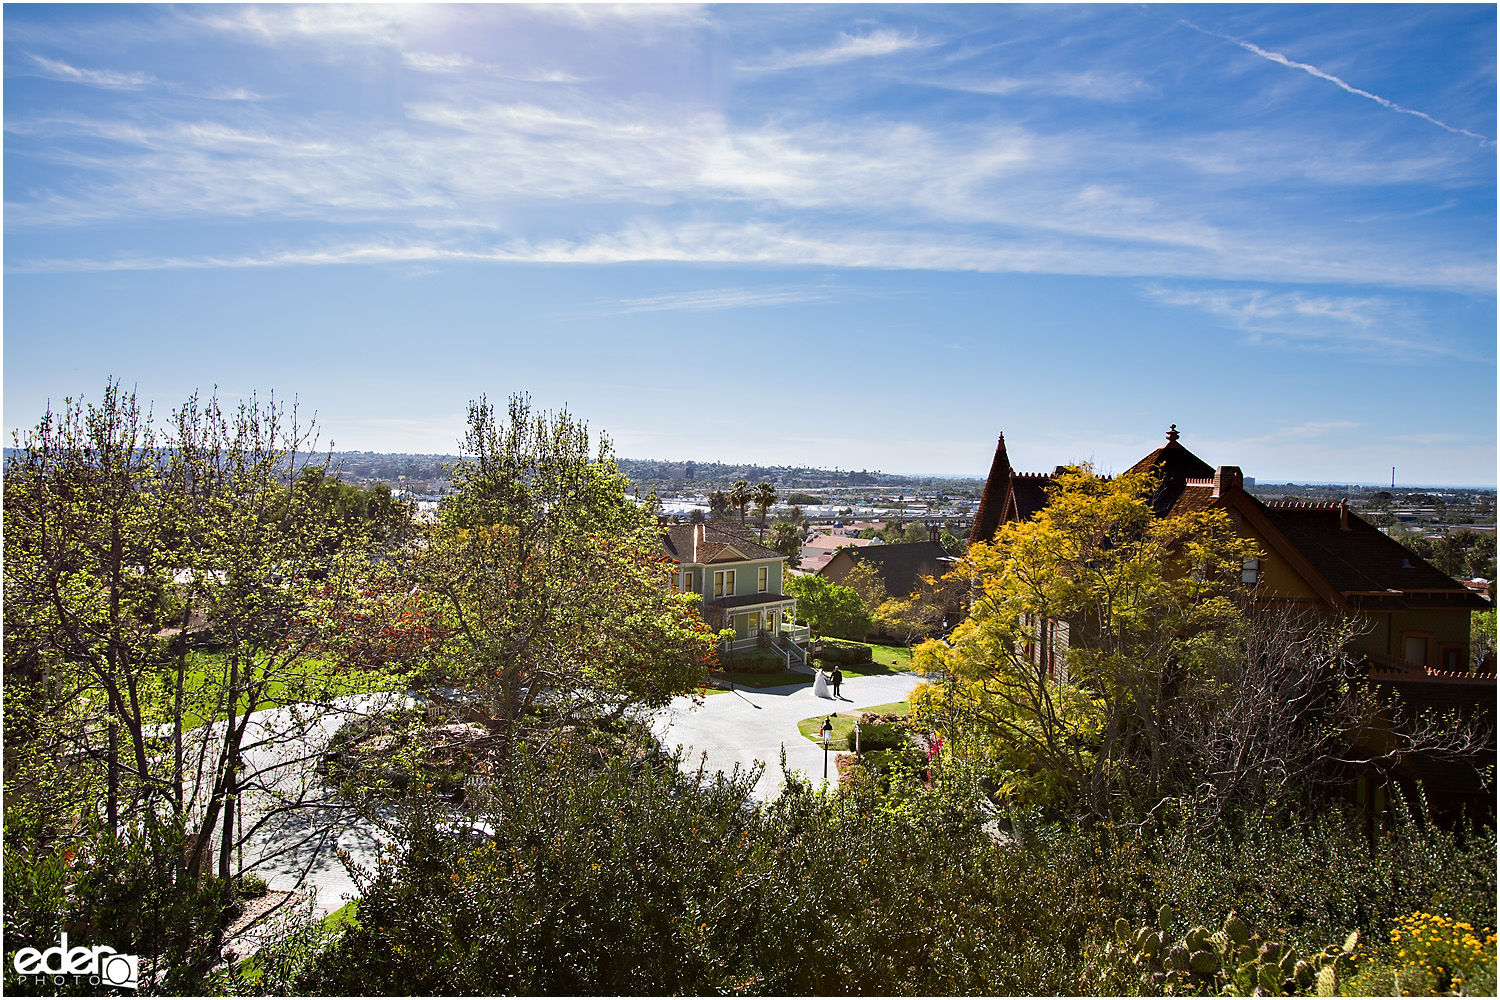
[653,671,925,801]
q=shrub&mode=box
[724,648,786,674]
[816,639,873,665]
[1341,911,1499,996]
[855,722,907,753]
[237,871,271,899]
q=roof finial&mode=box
[1166,424,1179,444]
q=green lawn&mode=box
[323,900,359,930]
[175,653,400,728]
[234,900,358,982]
[705,668,812,694]
[706,641,916,694]
[814,641,914,678]
[796,701,911,747]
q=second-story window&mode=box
[758,566,768,592]
[1242,559,1260,585]
[714,569,736,598]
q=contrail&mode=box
[1181,20,1492,144]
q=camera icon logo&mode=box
[99,952,139,989]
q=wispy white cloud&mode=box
[12,223,1487,298]
[1388,432,1468,446]
[197,87,268,101]
[26,54,153,89]
[4,11,1492,299]
[740,29,932,72]
[190,4,423,47]
[611,286,833,314]
[1181,20,1492,144]
[1143,284,1455,357]
[401,50,474,74]
[1237,420,1360,446]
[933,72,1149,101]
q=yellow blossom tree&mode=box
[911,467,1260,821]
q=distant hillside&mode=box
[0,447,980,494]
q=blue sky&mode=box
[5,4,1495,484]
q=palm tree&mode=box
[753,482,777,539]
[729,480,750,526]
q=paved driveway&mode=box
[233,672,928,918]
[653,671,925,801]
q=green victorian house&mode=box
[661,521,810,661]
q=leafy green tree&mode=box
[1472,609,1497,670]
[938,529,965,556]
[842,559,888,611]
[767,521,803,568]
[875,593,945,646]
[785,574,872,640]
[708,490,731,520]
[292,467,413,550]
[1406,530,1494,582]
[4,384,390,973]
[410,395,718,771]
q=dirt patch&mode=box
[223,889,300,957]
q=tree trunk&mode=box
[107,721,120,834]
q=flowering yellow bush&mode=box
[1387,911,1496,995]
[1350,911,1500,995]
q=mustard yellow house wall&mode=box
[1350,608,1472,665]
[1242,528,1323,601]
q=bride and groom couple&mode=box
[813,664,843,699]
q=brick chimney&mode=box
[693,522,704,561]
[1212,466,1243,498]
[928,523,940,544]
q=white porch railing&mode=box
[720,627,810,653]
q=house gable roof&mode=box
[969,434,1014,546]
[1167,481,1487,612]
[820,540,953,598]
[661,522,781,564]
[1259,500,1488,610]
[969,424,1486,613]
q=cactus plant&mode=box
[1088,906,1361,997]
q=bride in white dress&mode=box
[812,667,832,698]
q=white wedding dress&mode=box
[812,669,832,699]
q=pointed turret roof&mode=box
[1127,424,1216,517]
[969,434,1014,545]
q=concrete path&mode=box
[653,671,924,801]
[180,692,409,919]
[230,671,928,918]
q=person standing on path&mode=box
[831,666,843,698]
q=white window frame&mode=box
[714,569,736,598]
[758,566,768,593]
[1241,558,1260,585]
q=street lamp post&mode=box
[821,717,834,785]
